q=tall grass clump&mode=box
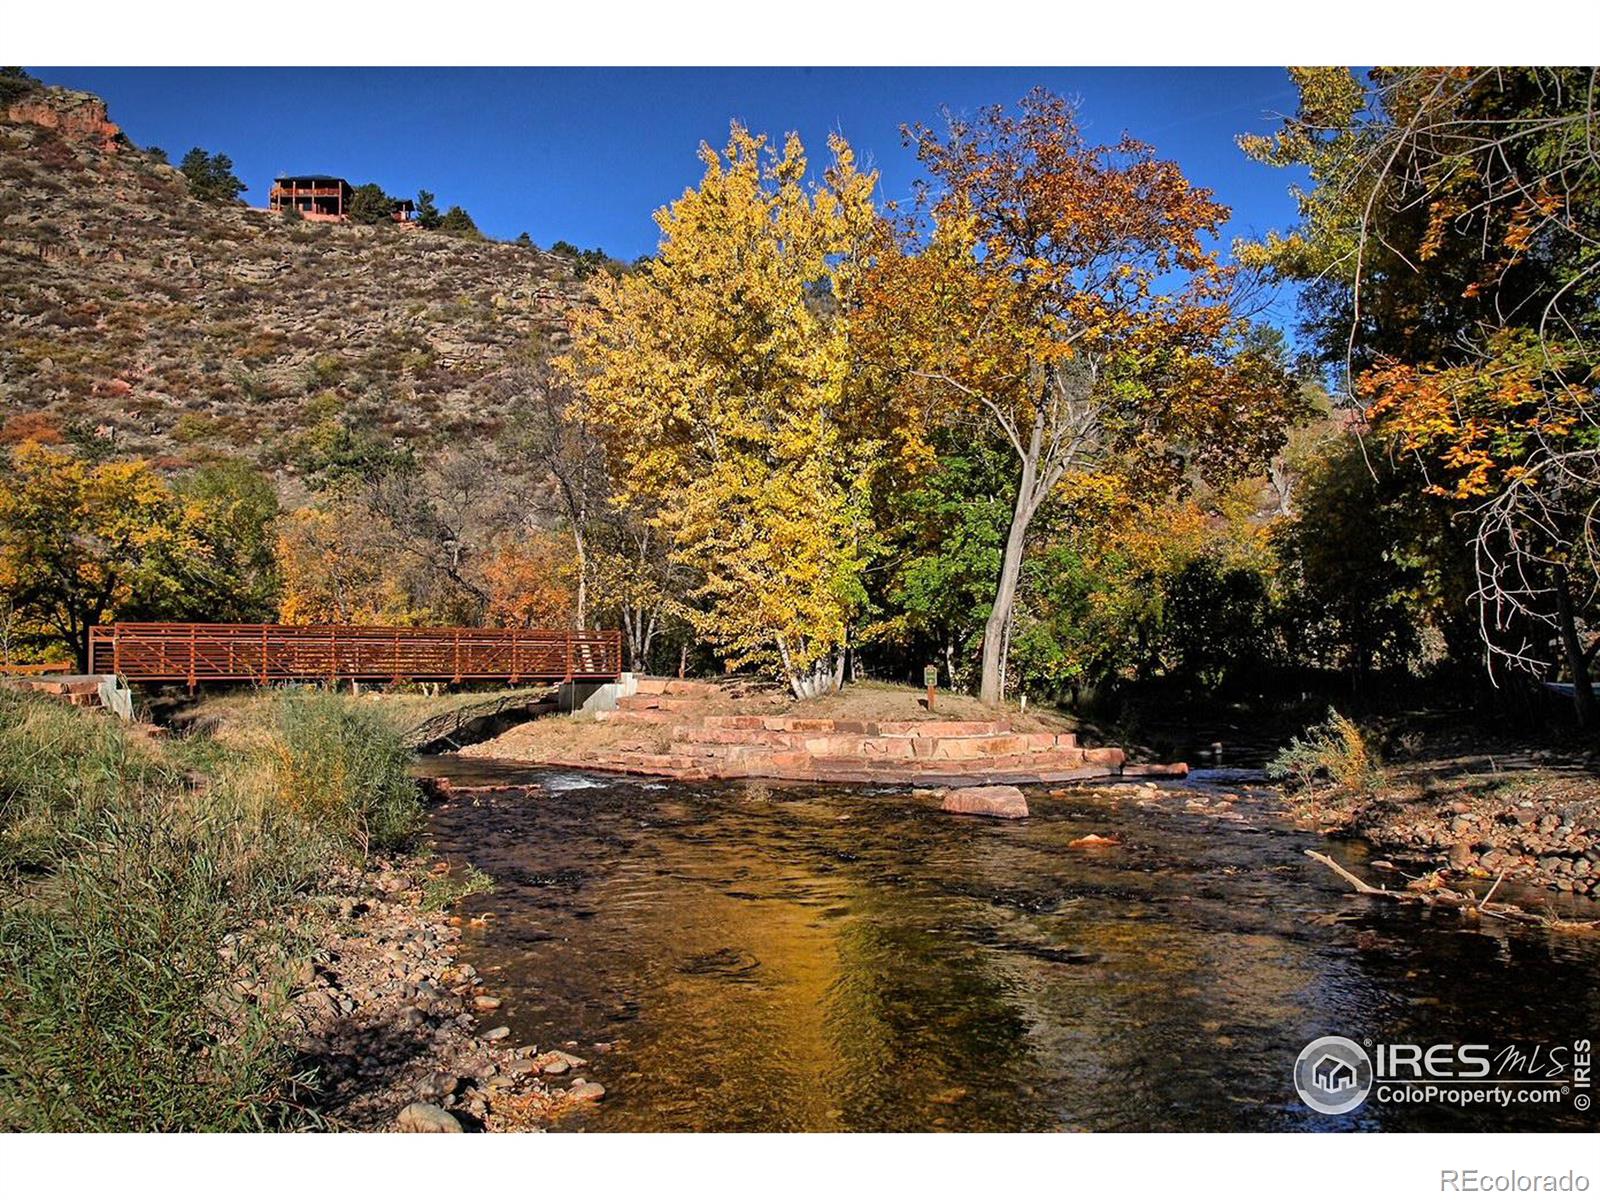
[1266,707,1382,796]
[0,794,316,1130]
[0,687,424,1130]
[0,690,163,875]
[258,690,422,855]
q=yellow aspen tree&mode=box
[563,126,884,698]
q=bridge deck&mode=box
[89,622,623,686]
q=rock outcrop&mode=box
[6,88,122,153]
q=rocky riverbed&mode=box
[1288,765,1600,900]
[292,855,606,1131]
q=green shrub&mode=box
[0,799,317,1130]
[1267,707,1381,795]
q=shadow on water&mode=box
[422,756,1600,1132]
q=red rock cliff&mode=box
[6,88,122,153]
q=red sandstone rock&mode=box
[878,719,1009,737]
[1121,762,1189,778]
[1068,833,1120,848]
[1083,747,1127,767]
[938,785,1029,819]
[8,90,122,153]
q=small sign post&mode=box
[923,664,938,710]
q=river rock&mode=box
[483,1025,511,1041]
[1069,833,1120,848]
[939,785,1028,820]
[396,1102,462,1133]
[472,995,503,1012]
[568,1080,606,1102]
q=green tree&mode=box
[173,460,282,622]
[347,182,392,225]
[178,147,245,203]
[438,205,481,238]
[415,189,442,230]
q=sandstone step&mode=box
[877,719,1011,737]
[663,679,721,697]
[797,733,917,759]
[915,734,1035,760]
[702,714,768,731]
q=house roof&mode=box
[273,174,350,186]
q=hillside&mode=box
[0,83,587,476]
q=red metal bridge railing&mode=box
[88,622,623,687]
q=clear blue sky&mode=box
[30,67,1305,316]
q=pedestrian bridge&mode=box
[89,622,623,686]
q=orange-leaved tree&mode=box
[481,531,577,629]
[860,89,1300,703]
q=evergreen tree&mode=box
[178,148,245,203]
[414,189,442,230]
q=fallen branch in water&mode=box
[1303,850,1600,935]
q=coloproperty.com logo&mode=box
[1293,1036,1592,1116]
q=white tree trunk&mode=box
[980,420,1041,706]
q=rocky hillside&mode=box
[0,83,587,475]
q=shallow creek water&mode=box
[421,758,1599,1132]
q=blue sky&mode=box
[31,67,1306,319]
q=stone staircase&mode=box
[545,678,1182,785]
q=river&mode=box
[422,757,1599,1132]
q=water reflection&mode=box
[423,759,1600,1132]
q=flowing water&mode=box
[422,758,1600,1132]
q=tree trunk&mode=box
[779,637,845,700]
[571,526,588,630]
[980,433,1040,706]
[1553,563,1596,729]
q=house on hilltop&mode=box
[268,175,416,224]
[269,175,352,221]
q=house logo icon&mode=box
[1313,1054,1357,1093]
[1294,1036,1373,1115]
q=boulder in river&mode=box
[939,786,1028,819]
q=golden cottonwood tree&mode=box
[563,126,884,697]
[0,442,214,668]
[861,90,1299,704]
